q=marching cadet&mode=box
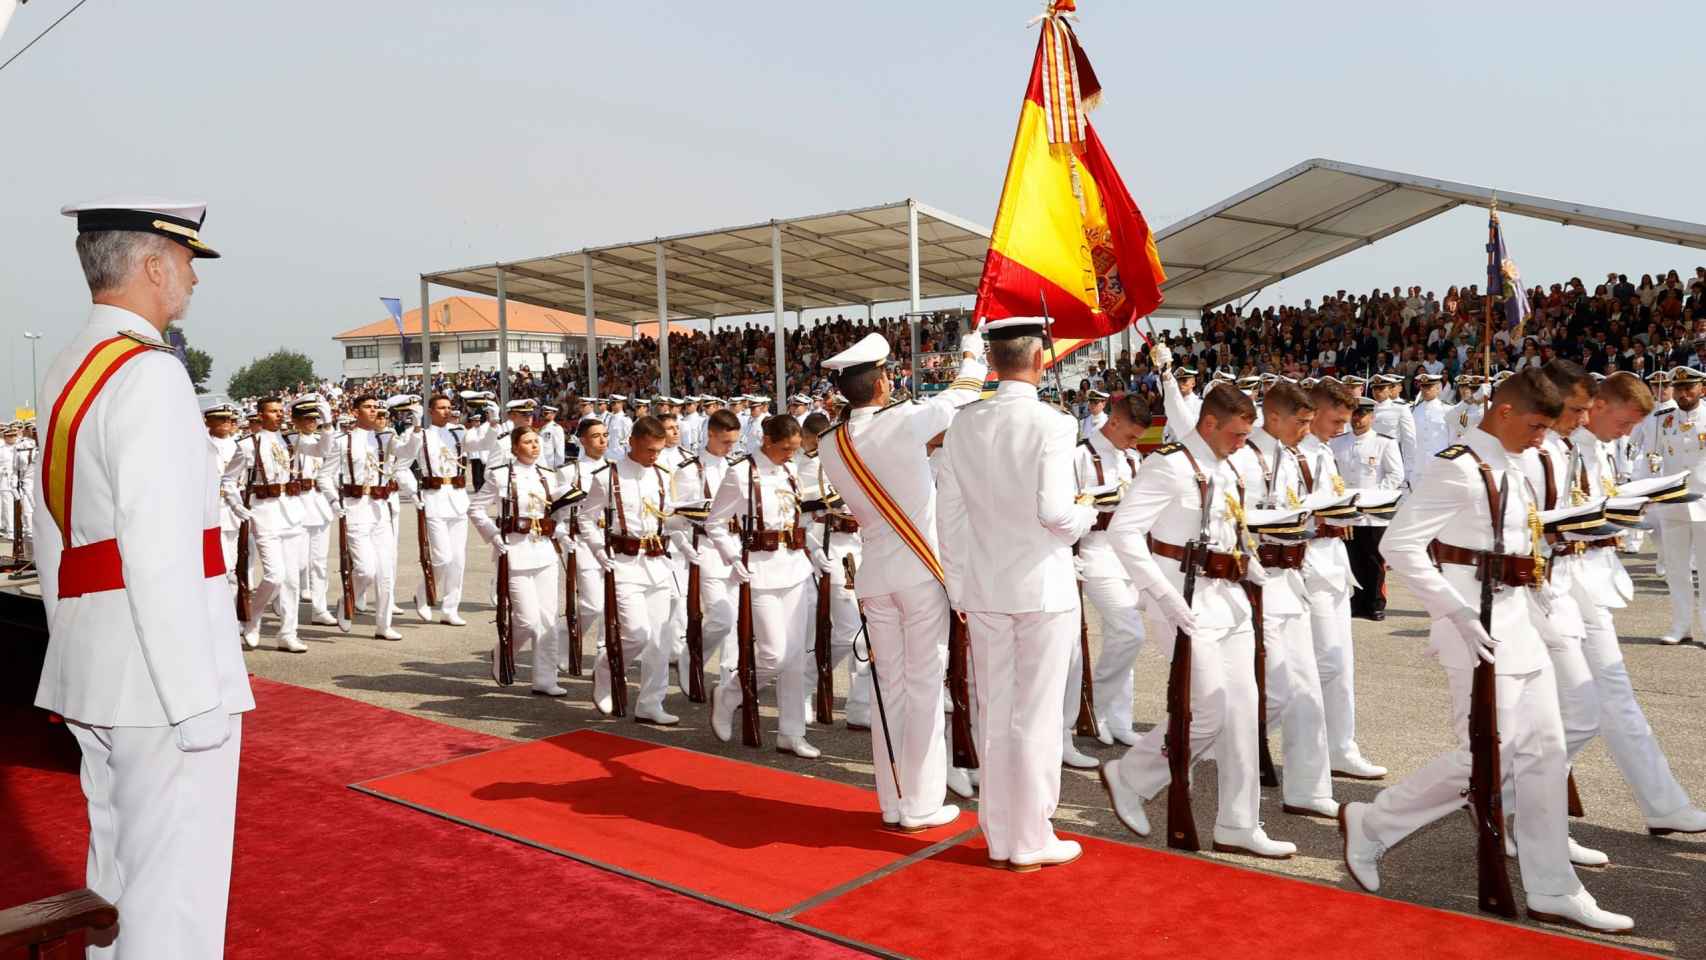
[1231,381,1339,820]
[1080,388,1109,437]
[287,398,340,627]
[939,315,1093,870]
[678,397,705,458]
[0,424,20,540]
[221,396,312,653]
[41,198,253,958]
[539,404,567,469]
[1342,367,1633,934]
[1070,392,1149,749]
[562,417,610,670]
[795,412,872,728]
[1299,383,1388,780]
[6,425,37,542]
[787,394,810,425]
[1410,372,1453,472]
[1160,361,1202,443]
[473,398,534,472]
[461,391,494,490]
[470,424,578,694]
[576,415,680,725]
[1370,373,1419,485]
[1097,364,1298,861]
[670,409,742,688]
[202,401,243,591]
[1567,371,1706,835]
[740,396,771,454]
[1447,373,1492,440]
[322,394,404,640]
[393,393,472,625]
[1624,371,1673,561]
[1651,366,1706,645]
[820,327,984,831]
[706,414,820,757]
[654,411,693,689]
[378,398,415,618]
[1332,397,1404,621]
[606,396,633,451]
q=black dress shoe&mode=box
[1370,610,1386,622]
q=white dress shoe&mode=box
[845,714,872,732]
[241,628,260,650]
[388,604,406,617]
[1526,889,1634,933]
[1009,838,1081,872]
[354,600,370,614]
[1331,752,1388,780]
[1568,837,1609,867]
[442,613,467,627]
[278,636,308,654]
[635,705,680,726]
[881,811,900,828]
[1211,823,1296,860]
[1658,634,1684,645]
[593,667,614,716]
[899,804,960,833]
[336,614,352,635]
[1098,759,1150,838]
[1282,798,1340,820]
[1338,802,1383,892]
[776,735,821,759]
[531,684,569,697]
[1647,805,1706,835]
[1110,725,1140,747]
[710,685,732,742]
[310,611,338,626]
[946,766,976,800]
[1093,719,1115,747]
[968,768,980,788]
[1062,734,1099,769]
[374,628,403,641]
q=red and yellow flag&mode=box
[973,4,1165,351]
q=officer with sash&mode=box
[39,199,254,958]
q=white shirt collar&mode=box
[996,380,1039,401]
[1466,425,1514,468]
[87,303,161,342]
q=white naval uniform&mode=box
[576,455,678,715]
[706,453,814,739]
[323,427,402,635]
[288,430,338,619]
[1625,399,1674,557]
[393,423,471,620]
[739,411,767,457]
[1372,398,1419,485]
[560,456,607,662]
[1367,427,1580,900]
[1411,394,1453,475]
[1101,430,1264,833]
[1071,430,1147,737]
[653,445,693,688]
[1160,370,1202,443]
[1331,428,1404,620]
[1446,392,1488,440]
[1651,400,1706,638]
[209,433,241,591]
[1296,433,1369,769]
[1567,426,1699,819]
[607,411,634,452]
[1232,431,1334,810]
[221,430,309,644]
[470,462,574,688]
[669,452,736,685]
[34,306,255,960]
[795,448,871,726]
[7,442,37,540]
[938,380,1096,861]
[0,439,18,538]
[539,420,567,469]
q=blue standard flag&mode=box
[1485,211,1531,337]
[380,297,405,336]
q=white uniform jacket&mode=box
[669,453,733,579]
[938,380,1095,615]
[33,306,254,727]
[210,435,241,534]
[1073,429,1139,582]
[287,431,338,528]
[320,428,400,526]
[556,456,605,570]
[539,421,567,469]
[469,462,573,571]
[1373,398,1419,484]
[576,456,677,589]
[1629,400,1676,480]
[705,453,813,591]
[1231,429,1308,617]
[1160,371,1202,443]
[1566,426,1636,608]
[219,431,308,533]
[1379,428,1548,675]
[1331,429,1404,526]
[1653,400,1706,522]
[392,424,471,520]
[1412,396,1453,465]
[1296,433,1355,594]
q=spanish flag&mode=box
[973,4,1165,349]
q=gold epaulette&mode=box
[1153,442,1186,456]
[119,330,175,353]
[1436,444,1469,460]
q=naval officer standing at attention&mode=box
[37,200,254,958]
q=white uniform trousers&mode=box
[0,485,14,537]
[246,527,306,641]
[1306,583,1363,766]
[71,718,242,960]
[859,581,948,821]
[1081,577,1146,733]
[220,526,240,593]
[506,560,563,690]
[967,608,1076,861]
[665,556,691,686]
[702,574,740,683]
[1578,596,1693,818]
[804,576,871,722]
[1112,614,1262,831]
[1262,610,1333,808]
[714,580,811,738]
[300,522,332,615]
[417,515,468,617]
[347,515,398,634]
[1362,663,1580,898]
[1658,516,1706,636]
[593,579,674,714]
[575,552,605,657]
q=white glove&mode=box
[1446,607,1498,664]
[669,530,701,565]
[174,708,231,753]
[959,328,984,359]
[810,551,836,577]
[1150,342,1173,370]
[729,560,753,583]
[596,547,618,573]
[492,539,509,557]
[229,502,253,523]
[1072,554,1088,582]
[1152,587,1197,637]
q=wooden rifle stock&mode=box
[1072,545,1096,738]
[9,498,21,562]
[603,505,628,717]
[416,501,438,608]
[564,527,582,677]
[1246,581,1278,787]
[1165,537,1202,852]
[494,552,515,685]
[1566,771,1584,818]
[337,515,355,623]
[1468,480,1516,917]
[233,519,252,624]
[812,513,834,724]
[683,526,706,702]
[737,515,760,747]
[947,611,978,769]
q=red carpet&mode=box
[796,833,1645,960]
[357,729,966,914]
[0,679,857,960]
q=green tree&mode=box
[227,349,316,399]
[164,323,213,393]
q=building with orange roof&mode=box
[333,296,644,379]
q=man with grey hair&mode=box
[38,200,253,958]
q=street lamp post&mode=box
[21,332,42,410]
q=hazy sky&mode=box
[3,1,1703,404]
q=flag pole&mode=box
[1483,200,1497,383]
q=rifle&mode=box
[1165,478,1214,852]
[1247,581,1278,787]
[682,523,705,702]
[603,504,628,717]
[564,517,582,677]
[416,494,438,609]
[736,513,760,747]
[1466,476,1516,917]
[812,512,834,724]
[947,609,978,769]
[493,479,515,685]
[234,519,252,624]
[1567,770,1584,818]
[337,515,355,631]
[1072,544,1097,738]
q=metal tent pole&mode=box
[772,223,785,406]
[419,276,432,389]
[496,265,510,408]
[656,241,670,398]
[907,200,922,394]
[583,252,598,396]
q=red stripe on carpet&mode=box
[1,680,858,960]
[358,728,966,915]
[795,832,1646,960]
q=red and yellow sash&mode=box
[42,335,156,540]
[831,423,945,587]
